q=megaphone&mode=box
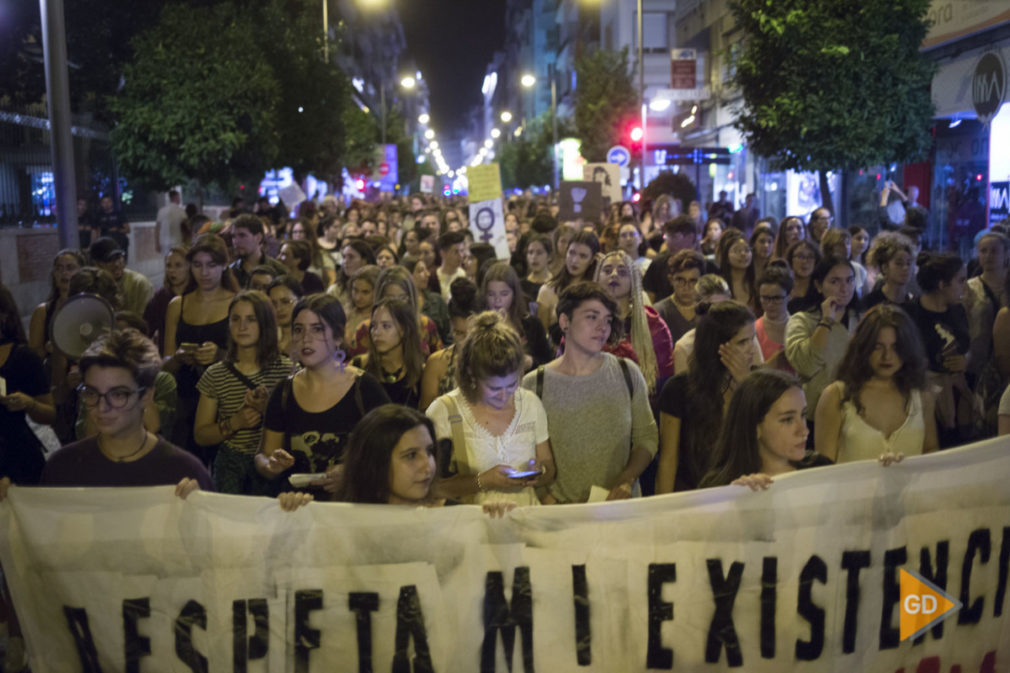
[50,293,116,360]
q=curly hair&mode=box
[835,304,927,414]
[80,328,162,389]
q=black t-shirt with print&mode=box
[263,371,390,476]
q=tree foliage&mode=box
[499,110,574,190]
[574,48,639,162]
[643,171,697,212]
[729,0,935,174]
[108,3,279,191]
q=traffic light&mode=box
[629,126,644,143]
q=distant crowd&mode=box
[0,184,1008,666]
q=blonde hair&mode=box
[593,250,659,393]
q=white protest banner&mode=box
[469,199,509,260]
[2,439,1008,672]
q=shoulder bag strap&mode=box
[441,395,470,476]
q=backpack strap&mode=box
[280,376,294,452]
[535,365,545,399]
[440,394,470,476]
[353,370,365,416]
[617,357,634,400]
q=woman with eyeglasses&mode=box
[785,240,821,313]
[38,329,211,489]
[754,266,794,371]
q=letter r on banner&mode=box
[899,569,961,641]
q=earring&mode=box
[335,348,346,372]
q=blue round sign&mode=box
[607,145,630,167]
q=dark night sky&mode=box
[400,0,507,143]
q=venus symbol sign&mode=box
[474,207,495,242]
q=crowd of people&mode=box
[1,187,1008,666]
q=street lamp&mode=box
[520,73,536,88]
[400,75,416,89]
[484,139,494,149]
[418,113,430,124]
[500,111,513,123]
[490,128,501,139]
[424,129,435,140]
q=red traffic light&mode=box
[630,126,644,142]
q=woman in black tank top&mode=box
[163,234,237,461]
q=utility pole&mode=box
[40,0,78,247]
[637,0,645,192]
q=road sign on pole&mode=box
[607,145,630,167]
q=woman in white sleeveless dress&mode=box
[815,304,939,463]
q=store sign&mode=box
[991,181,1009,228]
[973,51,1006,125]
[670,48,697,89]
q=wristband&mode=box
[817,320,833,329]
[476,472,486,492]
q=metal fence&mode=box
[0,105,157,228]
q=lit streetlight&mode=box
[484,139,494,149]
[400,75,416,89]
[500,111,513,123]
[424,129,435,140]
[490,128,501,139]
[418,113,430,124]
[520,73,536,88]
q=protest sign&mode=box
[469,199,509,260]
[558,181,603,222]
[2,439,1008,671]
[584,163,622,207]
[468,164,503,203]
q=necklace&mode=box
[99,432,150,463]
[381,365,403,383]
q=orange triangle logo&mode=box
[899,569,962,641]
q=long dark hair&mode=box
[335,404,440,504]
[185,233,237,293]
[700,369,803,488]
[0,284,26,344]
[292,293,346,356]
[836,304,927,413]
[47,249,87,305]
[365,298,424,389]
[715,228,757,305]
[548,230,599,293]
[685,301,756,476]
[225,290,280,365]
[481,260,528,327]
[802,254,859,320]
